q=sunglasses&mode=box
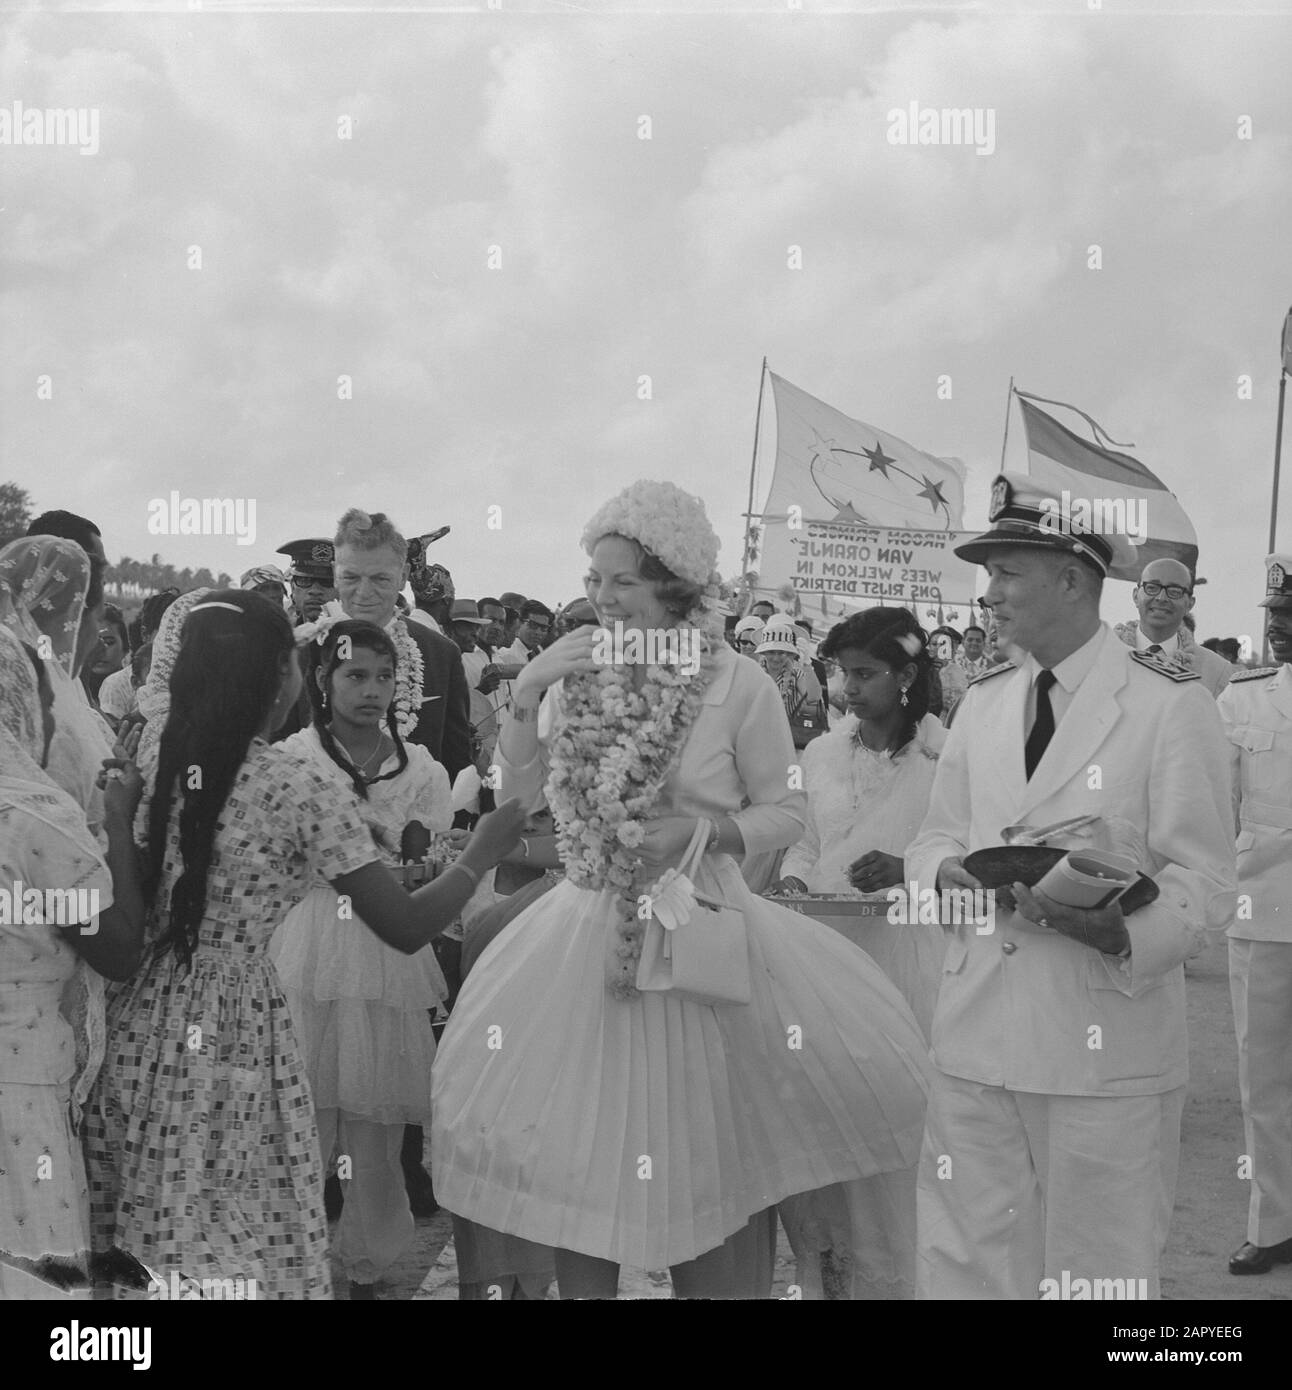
[292,575,331,589]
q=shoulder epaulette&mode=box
[968,662,1015,686]
[1129,649,1201,681]
[1228,666,1279,683]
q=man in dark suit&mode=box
[404,615,473,783]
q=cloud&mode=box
[1,8,1288,638]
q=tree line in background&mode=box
[1,482,234,603]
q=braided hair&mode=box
[818,606,933,755]
[148,589,294,968]
[307,619,410,801]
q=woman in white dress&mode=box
[778,607,948,1038]
[431,480,931,1298]
[775,607,947,1299]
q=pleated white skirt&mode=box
[431,858,931,1269]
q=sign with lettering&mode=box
[789,520,980,604]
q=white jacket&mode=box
[907,624,1236,1096]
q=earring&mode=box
[900,687,909,707]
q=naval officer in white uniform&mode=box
[907,474,1236,1300]
[1218,553,1292,1276]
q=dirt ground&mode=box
[332,932,1290,1301]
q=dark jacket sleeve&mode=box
[438,638,473,784]
[404,623,472,783]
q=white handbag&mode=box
[635,818,752,1006]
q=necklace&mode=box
[334,726,385,774]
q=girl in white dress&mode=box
[431,480,931,1298]
[269,619,452,1297]
[779,607,948,1037]
[777,607,948,1298]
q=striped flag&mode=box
[1016,392,1198,582]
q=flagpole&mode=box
[743,357,769,610]
[1000,376,1015,471]
[1270,373,1287,558]
[1263,312,1290,663]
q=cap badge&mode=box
[1271,562,1286,590]
[988,477,1010,522]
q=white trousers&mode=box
[316,1110,414,1284]
[916,1070,1183,1300]
[1229,938,1292,1246]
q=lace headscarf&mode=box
[0,622,48,788]
[136,587,210,766]
[0,536,114,826]
[0,623,108,1124]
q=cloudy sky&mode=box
[3,1,1289,646]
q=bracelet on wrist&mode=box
[509,700,540,723]
[447,860,481,891]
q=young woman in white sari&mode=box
[776,606,948,1298]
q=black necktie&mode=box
[1146,643,1163,656]
[1024,670,1057,780]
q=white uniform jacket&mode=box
[1217,663,1292,943]
[907,624,1236,1097]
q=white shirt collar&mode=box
[1021,622,1107,694]
[1135,626,1179,657]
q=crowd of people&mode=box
[0,472,1289,1301]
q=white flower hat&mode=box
[581,479,721,591]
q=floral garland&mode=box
[387,618,425,740]
[546,617,721,999]
[294,600,425,739]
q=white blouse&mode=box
[781,712,947,891]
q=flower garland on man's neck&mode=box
[546,613,722,999]
[384,615,425,739]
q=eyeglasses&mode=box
[523,619,551,633]
[1139,581,1191,601]
[292,575,330,589]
